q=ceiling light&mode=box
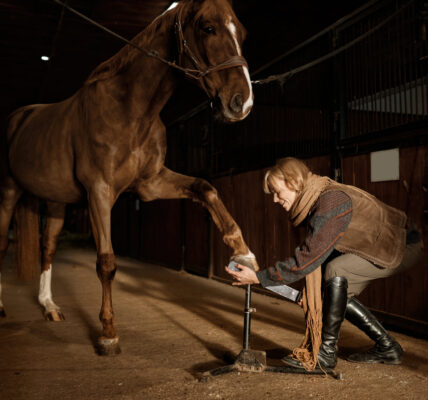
[41,56,50,61]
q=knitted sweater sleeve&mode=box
[256,190,352,287]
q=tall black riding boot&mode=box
[345,297,402,364]
[283,276,348,370]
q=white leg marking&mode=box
[226,20,254,118]
[38,265,61,314]
[239,250,256,260]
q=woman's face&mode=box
[269,176,297,211]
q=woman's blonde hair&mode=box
[263,157,311,194]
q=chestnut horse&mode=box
[0,0,258,355]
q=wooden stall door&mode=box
[341,145,427,326]
[112,195,183,270]
[183,201,210,276]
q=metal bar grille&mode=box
[342,0,427,138]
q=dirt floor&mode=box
[0,245,427,400]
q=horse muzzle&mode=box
[216,91,253,123]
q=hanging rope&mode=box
[251,0,415,85]
[50,0,247,84]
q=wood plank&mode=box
[342,145,427,323]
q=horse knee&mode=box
[191,179,218,203]
[96,254,117,281]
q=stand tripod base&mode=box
[201,349,343,381]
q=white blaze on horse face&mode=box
[241,66,253,115]
[226,19,253,118]
[227,20,242,57]
[38,265,61,313]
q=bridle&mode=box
[173,3,249,97]
[51,0,249,99]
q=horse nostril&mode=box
[230,93,243,113]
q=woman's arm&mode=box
[256,190,352,287]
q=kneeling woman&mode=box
[226,157,423,371]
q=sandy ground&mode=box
[0,245,427,400]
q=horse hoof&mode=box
[0,307,6,318]
[231,255,259,271]
[44,310,65,322]
[96,337,121,356]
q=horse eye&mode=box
[202,26,216,35]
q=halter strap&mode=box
[174,4,248,97]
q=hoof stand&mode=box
[44,310,65,322]
[96,337,121,356]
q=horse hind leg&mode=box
[39,201,66,321]
[0,179,23,317]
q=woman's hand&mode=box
[225,264,260,286]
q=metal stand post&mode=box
[201,284,343,380]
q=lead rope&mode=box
[51,0,247,97]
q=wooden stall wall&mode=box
[341,145,427,328]
[111,195,183,271]
[183,201,210,276]
[111,195,210,274]
[63,205,90,234]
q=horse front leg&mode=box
[87,184,120,356]
[136,167,259,271]
[39,201,66,321]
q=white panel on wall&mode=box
[370,148,399,182]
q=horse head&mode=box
[177,0,253,123]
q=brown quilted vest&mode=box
[325,182,407,269]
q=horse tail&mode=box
[2,110,41,280]
[13,194,41,280]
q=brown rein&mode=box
[51,0,248,97]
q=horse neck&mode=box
[85,12,178,121]
[124,52,176,119]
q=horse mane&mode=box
[84,5,180,85]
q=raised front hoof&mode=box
[96,336,121,356]
[0,307,6,318]
[44,310,65,322]
[231,255,259,271]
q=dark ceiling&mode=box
[0,0,367,125]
